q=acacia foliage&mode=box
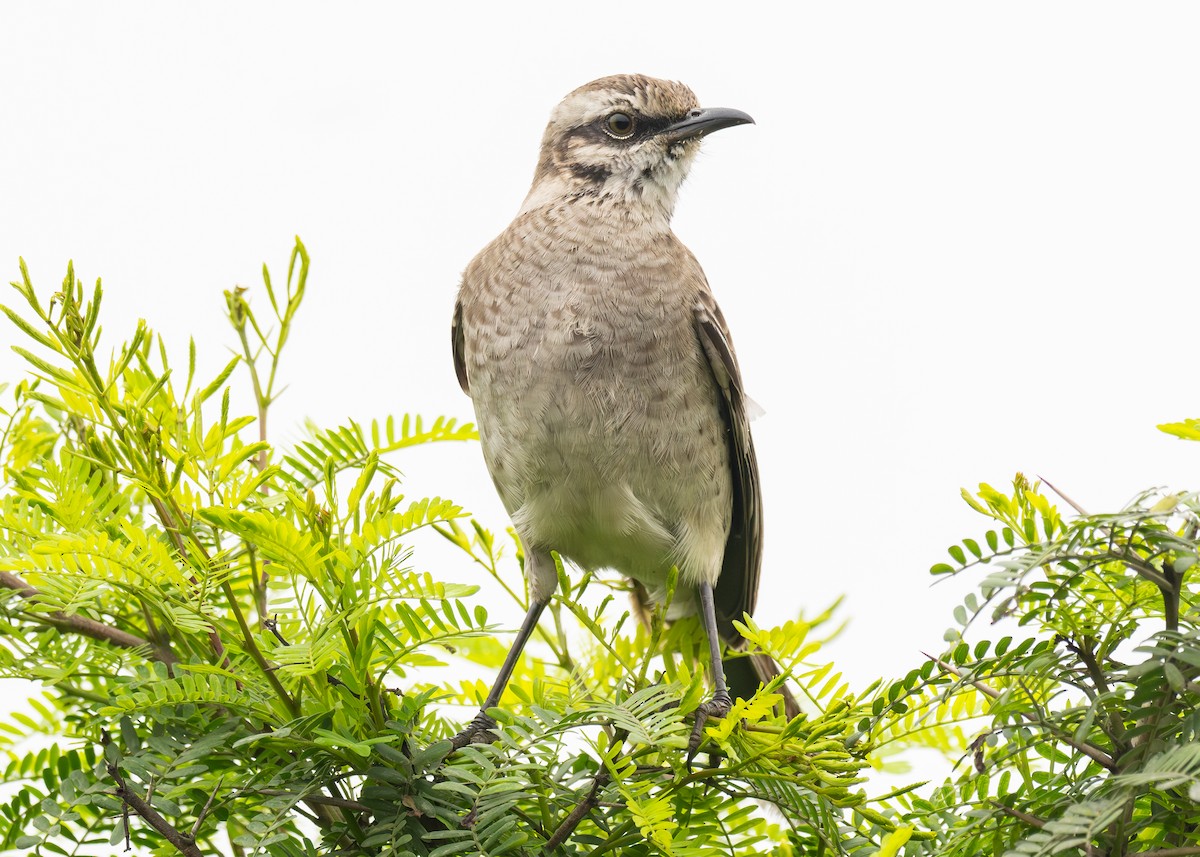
[867,475,1200,855]
[0,242,1196,856]
[0,243,897,856]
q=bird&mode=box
[451,74,799,757]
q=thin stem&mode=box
[105,756,204,857]
[545,771,608,850]
[0,571,177,664]
[189,779,222,840]
[233,321,270,473]
[1038,475,1089,516]
[56,683,111,705]
[549,601,576,672]
[220,581,299,717]
[989,800,1046,829]
[437,524,568,662]
[929,655,1116,770]
[149,495,232,670]
[247,545,267,621]
[54,306,236,673]
[546,729,629,850]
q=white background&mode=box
[2,1,1198,772]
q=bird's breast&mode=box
[467,255,699,435]
[458,216,731,583]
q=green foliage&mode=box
[3,243,1196,856]
[866,475,1200,856]
[0,244,909,856]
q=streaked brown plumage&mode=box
[451,74,798,755]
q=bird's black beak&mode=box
[662,107,755,142]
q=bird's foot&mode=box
[449,711,499,751]
[686,690,733,768]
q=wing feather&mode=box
[452,300,470,394]
[694,294,762,646]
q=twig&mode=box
[110,779,204,857]
[1159,565,1181,633]
[1037,475,1089,517]
[103,737,204,857]
[926,654,1116,770]
[143,494,233,675]
[120,792,131,851]
[263,616,288,645]
[220,580,298,715]
[1061,637,1111,696]
[0,571,177,664]
[1037,478,1178,600]
[989,799,1046,829]
[545,769,610,851]
[263,616,360,698]
[189,778,222,841]
[543,720,645,851]
[1115,547,1172,590]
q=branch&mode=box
[545,769,610,850]
[1062,637,1111,696]
[1037,475,1089,516]
[147,496,232,670]
[989,799,1046,829]
[1115,547,1172,590]
[105,756,204,857]
[0,571,177,665]
[927,654,1116,770]
[544,724,639,849]
[189,780,221,841]
[220,580,299,716]
[1159,565,1181,633]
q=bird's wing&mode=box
[693,292,762,646]
[452,300,470,394]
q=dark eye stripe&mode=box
[589,114,673,143]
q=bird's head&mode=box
[520,74,753,221]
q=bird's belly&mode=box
[473,343,731,589]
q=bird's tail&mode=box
[723,651,801,721]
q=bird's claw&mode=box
[686,690,733,768]
[449,711,499,751]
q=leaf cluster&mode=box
[864,475,1200,856]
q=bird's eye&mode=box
[605,112,636,139]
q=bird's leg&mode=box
[449,598,548,750]
[687,581,733,763]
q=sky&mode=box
[2,1,1199,750]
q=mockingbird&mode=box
[451,74,799,755]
